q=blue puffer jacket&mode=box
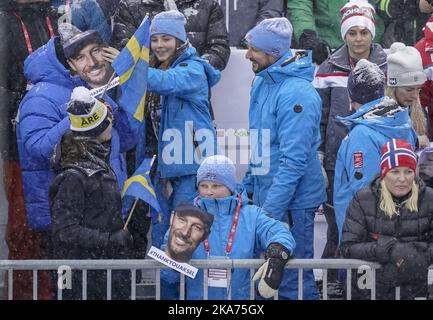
[147,46,220,178]
[52,0,112,43]
[161,185,296,300]
[334,97,418,237]
[242,50,326,222]
[16,37,137,230]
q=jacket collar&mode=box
[195,185,249,217]
[255,49,315,84]
[328,43,387,72]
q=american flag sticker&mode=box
[354,152,363,169]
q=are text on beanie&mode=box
[67,87,113,137]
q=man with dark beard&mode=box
[242,17,325,300]
[165,203,213,262]
[16,26,139,262]
[59,23,118,87]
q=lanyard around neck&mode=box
[14,12,55,56]
[203,193,243,257]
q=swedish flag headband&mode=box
[68,99,111,132]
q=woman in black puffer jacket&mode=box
[340,138,433,300]
[49,87,141,300]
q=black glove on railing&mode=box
[253,242,291,298]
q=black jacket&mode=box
[49,144,131,299]
[376,0,429,47]
[341,176,433,300]
[112,0,230,70]
[0,1,58,160]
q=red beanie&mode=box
[380,139,417,177]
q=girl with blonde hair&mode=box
[386,42,430,147]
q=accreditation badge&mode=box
[207,256,231,288]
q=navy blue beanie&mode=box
[347,59,385,105]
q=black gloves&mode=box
[298,29,331,65]
[388,242,430,285]
[375,235,397,264]
[253,243,291,298]
[127,200,151,252]
[108,229,134,250]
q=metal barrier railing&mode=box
[1,258,429,300]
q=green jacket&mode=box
[287,0,384,49]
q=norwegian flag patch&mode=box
[354,152,363,169]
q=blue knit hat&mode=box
[245,17,293,58]
[197,155,237,193]
[150,10,187,42]
[347,59,385,104]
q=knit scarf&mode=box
[82,138,112,172]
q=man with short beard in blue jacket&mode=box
[242,17,326,300]
[16,27,138,236]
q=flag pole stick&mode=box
[124,154,157,230]
[100,71,117,100]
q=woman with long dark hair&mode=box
[49,87,137,299]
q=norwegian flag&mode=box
[380,139,417,177]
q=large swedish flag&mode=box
[112,16,150,122]
[122,157,161,223]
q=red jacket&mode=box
[416,16,433,137]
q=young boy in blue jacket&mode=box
[161,155,296,300]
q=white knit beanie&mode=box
[387,42,427,87]
[340,0,376,40]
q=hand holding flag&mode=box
[122,155,160,230]
[112,15,151,122]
